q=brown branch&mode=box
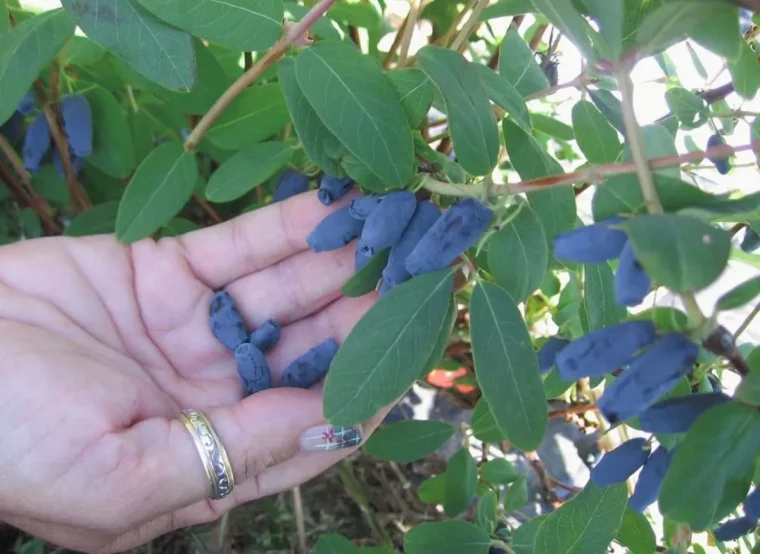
[348,25,360,46]
[549,403,596,419]
[397,0,422,67]
[244,52,253,71]
[735,303,760,341]
[193,194,222,224]
[382,12,409,69]
[525,452,561,505]
[529,23,548,52]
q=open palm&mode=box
[0,191,382,554]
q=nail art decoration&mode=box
[299,424,363,452]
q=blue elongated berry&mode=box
[250,320,281,353]
[405,198,494,276]
[615,240,651,307]
[16,91,36,116]
[598,333,699,424]
[273,168,309,202]
[1,111,25,146]
[638,392,731,434]
[538,337,571,375]
[60,94,93,157]
[629,445,676,513]
[53,149,85,179]
[23,114,51,173]
[590,437,650,488]
[707,134,731,175]
[713,517,756,542]
[307,205,365,252]
[555,320,657,381]
[234,343,273,396]
[281,338,339,389]
[209,291,248,352]
[357,190,417,258]
[742,228,760,253]
[552,217,628,264]
[318,174,353,206]
[744,487,760,522]
[380,200,442,295]
[349,194,382,220]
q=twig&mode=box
[528,23,548,52]
[426,129,449,144]
[184,0,341,151]
[292,486,307,554]
[525,75,588,101]
[216,513,229,554]
[451,0,489,52]
[525,452,561,505]
[382,12,410,69]
[398,0,422,67]
[439,0,476,48]
[735,302,760,340]
[338,460,394,547]
[193,194,222,224]
[549,403,596,419]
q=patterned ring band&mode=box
[179,409,235,500]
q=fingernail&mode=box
[299,424,363,453]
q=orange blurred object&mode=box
[426,367,477,394]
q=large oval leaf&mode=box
[615,507,656,554]
[316,534,360,554]
[444,448,477,517]
[499,27,549,98]
[136,0,283,52]
[386,68,434,130]
[470,281,548,451]
[582,262,626,332]
[295,41,414,188]
[404,521,490,554]
[363,420,454,463]
[571,100,621,164]
[64,201,120,237]
[0,9,75,126]
[531,0,598,61]
[323,268,454,426]
[205,141,294,203]
[417,46,499,176]
[473,64,531,131]
[116,143,198,243]
[62,0,195,92]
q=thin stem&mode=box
[397,0,422,67]
[338,460,393,547]
[382,12,409,69]
[528,23,548,51]
[193,194,222,224]
[450,0,488,52]
[735,302,760,340]
[439,0,476,48]
[426,129,449,143]
[292,486,307,554]
[549,403,596,419]
[525,75,588,101]
[244,51,254,70]
[184,0,340,151]
[126,85,139,113]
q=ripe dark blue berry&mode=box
[60,94,93,157]
[318,174,353,206]
[349,194,382,220]
[405,198,493,276]
[552,217,628,264]
[555,320,657,381]
[357,190,417,258]
[234,342,273,396]
[208,291,249,352]
[741,228,760,253]
[744,487,760,522]
[380,200,441,295]
[590,437,650,488]
[614,240,651,307]
[250,319,281,353]
[707,134,731,175]
[16,91,36,116]
[544,61,559,87]
[307,205,365,252]
[23,114,51,173]
[281,338,339,389]
[598,333,699,424]
[537,337,571,375]
[637,392,731,434]
[713,517,756,542]
[273,168,309,202]
[629,445,675,513]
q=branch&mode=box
[193,194,222,224]
[383,10,410,69]
[439,0,476,48]
[397,0,422,67]
[735,302,760,341]
[184,0,340,151]
[451,0,488,52]
[549,403,596,419]
[525,74,589,102]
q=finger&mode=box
[177,191,358,290]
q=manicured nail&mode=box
[299,424,363,453]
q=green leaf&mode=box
[61,36,106,67]
[571,100,622,163]
[729,41,760,100]
[582,0,623,59]
[20,208,41,239]
[488,204,548,302]
[531,0,598,61]
[386,68,435,130]
[64,201,120,237]
[470,281,548,451]
[480,0,535,21]
[0,9,74,126]
[160,218,200,237]
[685,41,708,80]
[418,473,446,505]
[615,506,657,554]
[32,165,70,205]
[659,402,760,530]
[404,521,490,554]
[0,0,8,35]
[116,143,198,244]
[543,368,574,399]
[623,214,731,292]
[135,0,282,52]
[79,85,136,179]
[588,88,626,136]
[555,273,585,338]
[503,476,529,513]
[473,64,531,131]
[324,269,454,426]
[206,83,290,150]
[712,463,754,527]
[475,490,498,534]
[636,1,714,57]
[341,249,390,297]
[420,294,456,378]
[278,57,344,177]
[471,398,509,443]
[316,534,361,554]
[61,0,195,92]
[737,372,760,406]
[296,41,413,187]
[205,141,294,203]
[444,448,478,517]
[535,482,628,554]
[129,111,154,168]
[499,27,550,98]
[479,459,519,485]
[531,113,575,142]
[283,2,343,41]
[363,420,455,463]
[417,46,499,176]
[689,3,742,61]
[583,262,627,331]
[716,276,760,311]
[665,87,708,130]
[512,516,547,554]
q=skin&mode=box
[0,191,386,553]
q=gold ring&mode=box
[179,409,235,500]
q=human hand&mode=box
[0,191,383,553]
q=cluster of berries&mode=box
[208,291,337,396]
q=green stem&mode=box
[338,460,393,547]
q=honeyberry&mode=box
[537,337,571,375]
[552,217,628,264]
[707,134,731,175]
[349,194,382,220]
[53,149,85,179]
[637,392,731,434]
[318,174,353,206]
[628,445,676,513]
[744,487,760,522]
[22,114,52,173]
[281,338,339,389]
[713,517,756,542]
[16,91,36,116]
[60,94,93,157]
[208,291,248,352]
[614,240,651,307]
[741,228,760,253]
[357,190,417,258]
[273,169,309,202]
[590,437,650,488]
[250,320,281,353]
[307,205,365,252]
[234,342,273,396]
